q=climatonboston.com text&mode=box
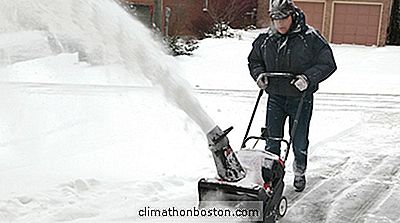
[136,201,263,222]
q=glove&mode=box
[291,74,309,92]
[256,73,268,90]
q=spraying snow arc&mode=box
[0,0,215,133]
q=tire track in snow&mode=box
[366,183,400,222]
[284,156,351,207]
[195,89,400,112]
[282,154,389,223]
[325,155,400,223]
[282,116,371,209]
[314,92,400,112]
[282,112,400,222]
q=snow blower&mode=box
[199,73,305,223]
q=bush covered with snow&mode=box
[164,36,199,56]
[205,22,235,39]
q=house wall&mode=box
[163,0,212,37]
[123,0,257,37]
[122,0,393,45]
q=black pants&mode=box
[265,93,313,176]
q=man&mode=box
[247,0,336,192]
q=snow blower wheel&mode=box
[276,196,287,218]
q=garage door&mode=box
[331,3,381,45]
[295,1,324,32]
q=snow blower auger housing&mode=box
[198,139,289,223]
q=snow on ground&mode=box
[0,1,400,222]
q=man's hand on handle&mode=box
[256,73,268,89]
[291,74,309,92]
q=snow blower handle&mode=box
[265,72,295,78]
[284,93,306,161]
[241,73,295,149]
[241,89,264,148]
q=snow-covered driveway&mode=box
[194,89,400,223]
[0,76,399,223]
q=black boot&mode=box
[294,175,306,192]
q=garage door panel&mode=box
[356,27,368,35]
[359,6,370,15]
[332,3,380,45]
[335,25,345,33]
[335,14,346,24]
[359,15,369,25]
[345,14,357,23]
[347,5,357,14]
[370,6,380,15]
[368,36,377,43]
[355,36,363,44]
[368,16,379,26]
[344,25,356,35]
[367,26,379,33]
[335,36,343,42]
[295,1,324,32]
[343,35,355,42]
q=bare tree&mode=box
[256,0,270,28]
[201,0,256,37]
[205,0,255,26]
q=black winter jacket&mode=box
[248,8,337,97]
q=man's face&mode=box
[273,16,293,34]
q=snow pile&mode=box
[0,31,53,64]
[0,1,215,222]
[0,0,214,133]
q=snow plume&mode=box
[0,0,215,133]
